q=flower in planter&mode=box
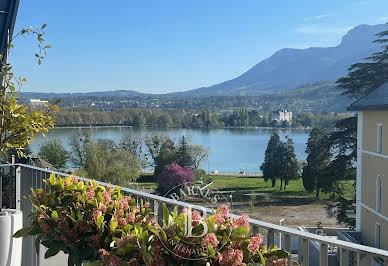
[13,173,155,266]
[152,204,291,266]
[14,174,293,266]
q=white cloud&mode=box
[378,16,388,23]
[296,24,353,35]
[304,14,330,22]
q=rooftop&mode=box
[348,82,388,111]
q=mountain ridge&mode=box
[178,23,386,96]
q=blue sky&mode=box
[10,0,388,94]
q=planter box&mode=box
[0,209,23,266]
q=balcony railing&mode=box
[1,163,388,266]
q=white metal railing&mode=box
[1,164,388,266]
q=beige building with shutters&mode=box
[348,82,388,251]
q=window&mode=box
[376,223,381,249]
[377,123,383,153]
[376,175,382,213]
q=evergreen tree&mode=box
[260,132,282,187]
[328,24,388,227]
[154,137,177,177]
[280,137,299,190]
[176,136,193,168]
[302,128,332,198]
[337,24,388,99]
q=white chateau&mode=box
[273,109,292,122]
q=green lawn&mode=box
[137,174,355,200]
[208,175,355,200]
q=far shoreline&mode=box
[53,125,312,130]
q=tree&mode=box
[38,139,68,169]
[337,24,388,99]
[176,136,192,168]
[302,128,332,199]
[119,133,143,157]
[84,141,140,187]
[260,132,282,187]
[280,137,299,190]
[0,25,55,157]
[97,138,118,153]
[154,137,177,177]
[157,163,196,195]
[189,144,209,169]
[69,132,90,168]
[133,112,146,127]
[144,135,168,168]
[327,24,388,227]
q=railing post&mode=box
[320,243,328,266]
[268,229,275,248]
[284,234,291,266]
[356,252,372,266]
[299,238,309,266]
[384,257,388,266]
[340,248,348,266]
[15,165,21,210]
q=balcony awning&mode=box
[0,0,20,62]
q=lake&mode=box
[30,127,310,174]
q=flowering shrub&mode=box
[14,175,292,266]
[153,204,290,266]
[13,173,155,266]
[157,163,196,194]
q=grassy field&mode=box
[138,174,355,200]
[137,174,355,227]
[209,175,355,200]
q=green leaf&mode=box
[45,248,60,259]
[51,210,59,222]
[110,221,117,231]
[41,24,47,29]
[96,215,104,227]
[162,203,170,226]
[266,249,290,259]
[13,227,32,238]
[231,226,249,239]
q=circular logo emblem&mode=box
[156,182,231,261]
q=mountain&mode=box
[262,81,352,112]
[20,90,146,99]
[181,24,387,96]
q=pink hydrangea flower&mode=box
[232,214,250,232]
[202,233,219,248]
[70,175,78,184]
[37,213,51,233]
[266,256,288,266]
[219,205,229,219]
[214,214,225,225]
[219,248,244,266]
[102,191,112,203]
[248,233,263,253]
[119,218,127,227]
[93,209,102,223]
[86,191,94,200]
[127,213,135,224]
[191,210,202,221]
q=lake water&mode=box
[30,127,310,174]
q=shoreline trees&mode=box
[261,133,299,190]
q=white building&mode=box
[29,99,48,108]
[273,109,292,122]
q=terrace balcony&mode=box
[1,163,388,266]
